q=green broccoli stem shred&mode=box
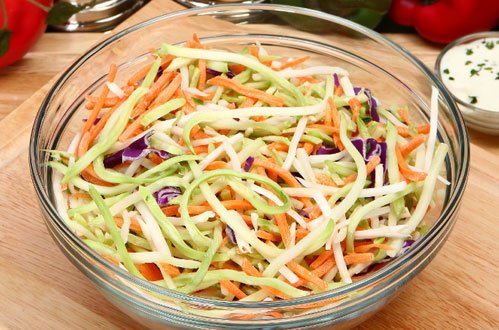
[346,183,416,253]
[178,226,223,293]
[88,186,143,278]
[159,43,306,106]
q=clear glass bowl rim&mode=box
[435,31,499,114]
[29,3,470,310]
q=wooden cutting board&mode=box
[0,1,498,329]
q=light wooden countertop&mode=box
[0,1,497,329]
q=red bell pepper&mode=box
[390,0,499,44]
[0,0,95,68]
[0,0,52,68]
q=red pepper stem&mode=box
[26,0,51,12]
[0,0,7,29]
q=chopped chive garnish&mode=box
[443,68,449,74]
[465,60,472,65]
[469,96,478,104]
[466,49,473,55]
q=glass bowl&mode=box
[29,4,469,329]
[435,31,499,135]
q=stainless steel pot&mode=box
[51,0,148,32]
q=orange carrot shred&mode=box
[277,56,310,71]
[343,155,380,185]
[310,250,334,270]
[241,259,290,299]
[395,145,427,181]
[220,280,247,300]
[138,263,163,281]
[207,76,284,107]
[287,261,328,290]
[400,134,426,157]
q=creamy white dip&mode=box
[440,38,499,111]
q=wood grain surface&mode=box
[0,1,498,329]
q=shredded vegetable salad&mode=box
[50,35,449,302]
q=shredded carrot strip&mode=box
[307,124,338,135]
[343,155,380,185]
[256,230,281,242]
[104,256,119,265]
[334,85,344,96]
[138,263,163,281]
[277,56,310,71]
[395,145,427,181]
[207,76,284,107]
[252,158,299,187]
[297,76,320,84]
[119,119,142,142]
[303,142,314,155]
[400,134,426,157]
[249,45,259,59]
[398,108,411,125]
[397,124,430,137]
[344,253,375,265]
[316,174,337,187]
[348,98,362,125]
[85,99,125,147]
[354,243,392,253]
[150,74,182,108]
[148,152,164,165]
[241,258,290,299]
[197,59,207,90]
[313,258,336,278]
[328,97,344,150]
[71,191,91,199]
[287,261,328,290]
[220,280,247,300]
[160,263,181,277]
[268,142,289,152]
[132,71,174,118]
[275,213,291,248]
[204,161,229,170]
[296,228,310,240]
[85,96,121,110]
[252,158,313,208]
[239,97,256,108]
[114,216,142,233]
[128,63,153,86]
[229,64,246,74]
[78,64,117,153]
[161,200,254,216]
[81,164,114,187]
[310,250,334,270]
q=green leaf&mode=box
[0,28,12,58]
[46,0,96,25]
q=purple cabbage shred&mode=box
[298,209,309,218]
[225,226,237,244]
[155,66,164,81]
[316,146,340,155]
[333,73,340,87]
[83,117,101,125]
[402,240,416,248]
[154,186,182,207]
[206,68,236,79]
[243,156,255,172]
[103,130,172,168]
[353,87,380,122]
[351,138,387,172]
